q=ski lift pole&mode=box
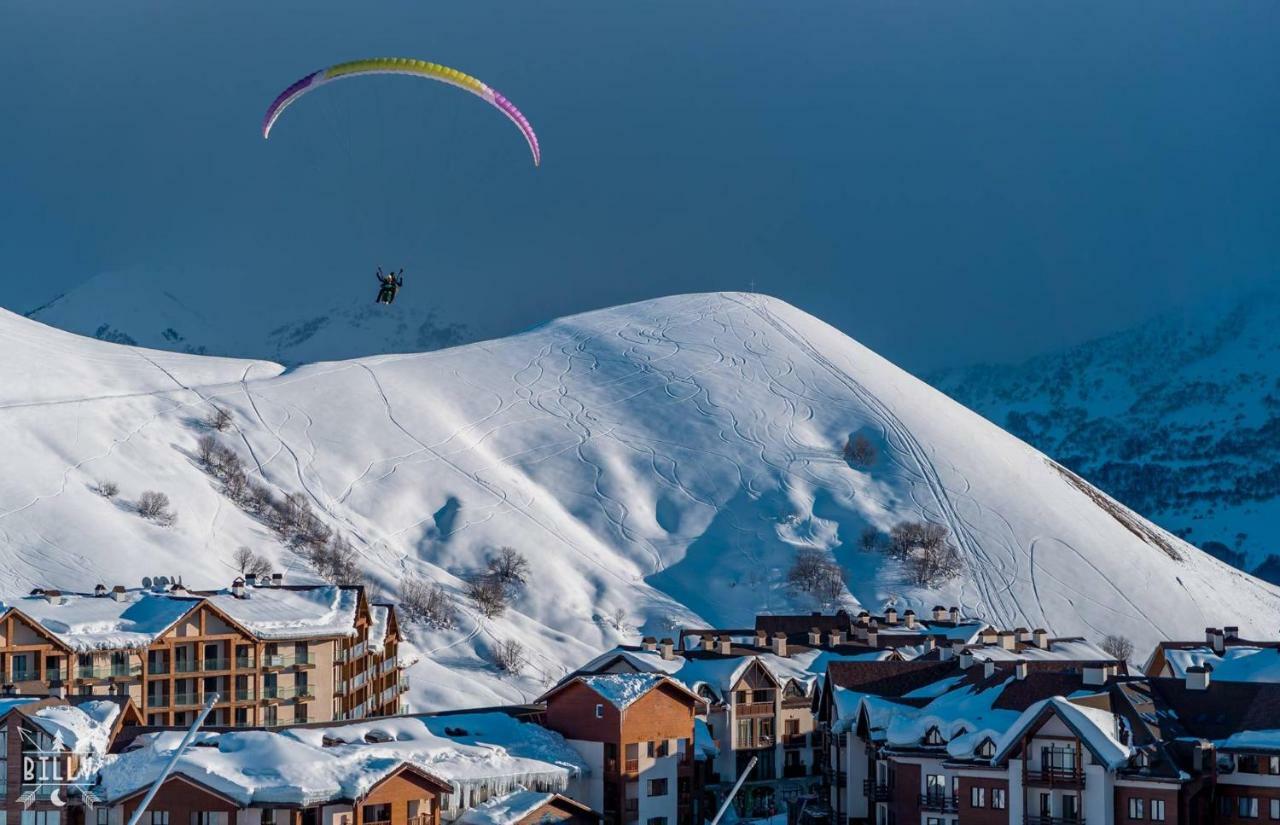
[124,693,220,825]
[710,755,758,825]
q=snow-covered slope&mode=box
[931,290,1280,581]
[26,269,471,366]
[2,293,1276,711]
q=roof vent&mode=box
[232,578,246,599]
[1033,629,1050,649]
[932,605,947,622]
[718,635,732,655]
[903,610,917,629]
[959,651,974,670]
[701,635,715,652]
[827,629,844,648]
[772,632,788,658]
[999,631,1017,650]
[1014,660,1028,681]
[270,573,283,587]
[949,606,960,623]
[884,607,898,625]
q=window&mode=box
[976,738,996,758]
[1270,756,1280,775]
[1040,794,1052,817]
[362,805,391,825]
[12,654,28,680]
[191,816,223,825]
[1270,800,1280,820]
[22,814,59,825]
[1222,798,1234,816]
[648,778,668,797]
[1062,795,1078,821]
[923,727,944,745]
[595,703,603,718]
[647,819,668,825]
[926,818,943,825]
[149,814,169,825]
[1129,798,1145,820]
[1151,800,1165,822]
[970,787,985,808]
[261,812,275,825]
[656,739,670,758]
[992,789,1007,810]
[97,811,109,825]
[1240,798,1260,819]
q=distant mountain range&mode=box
[26,268,472,366]
[931,290,1280,582]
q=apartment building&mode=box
[539,673,705,825]
[1143,626,1280,678]
[0,575,406,728]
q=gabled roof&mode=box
[538,673,704,711]
[993,696,1132,769]
[1144,677,1280,741]
[826,659,960,698]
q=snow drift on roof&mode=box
[994,697,1132,769]
[457,787,558,825]
[579,674,665,709]
[207,586,361,640]
[1164,647,1280,682]
[10,593,197,651]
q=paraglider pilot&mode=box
[375,267,404,304]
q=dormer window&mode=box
[1136,751,1150,768]
[953,726,968,739]
[923,726,944,745]
[975,738,996,758]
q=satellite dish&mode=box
[141,577,153,589]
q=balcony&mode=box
[783,763,811,778]
[201,658,230,672]
[147,661,169,676]
[735,701,774,717]
[862,781,891,802]
[1027,767,1086,787]
[624,759,640,774]
[234,688,256,702]
[397,676,410,694]
[784,732,813,749]
[1025,817,1084,825]
[735,737,776,751]
[77,664,141,680]
[261,685,314,702]
[919,794,959,813]
[173,692,202,707]
[173,660,199,674]
[263,654,312,670]
[235,657,256,670]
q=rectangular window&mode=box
[738,719,753,747]
[595,703,603,718]
[1151,800,1165,822]
[22,814,59,825]
[1040,794,1052,817]
[926,818,943,825]
[1129,798,1145,820]
[149,815,169,825]
[1270,800,1280,820]
[191,816,222,825]
[1241,798,1260,820]
[648,778,668,797]
[1221,798,1233,816]
[970,787,985,808]
[1063,795,1078,821]
[1270,756,1280,775]
[260,813,274,825]
[97,811,109,825]
[992,789,1007,810]
[362,805,391,825]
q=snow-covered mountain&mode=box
[931,290,1280,581]
[3,292,1277,712]
[26,269,471,366]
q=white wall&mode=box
[565,739,605,813]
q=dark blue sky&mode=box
[2,1,1276,371]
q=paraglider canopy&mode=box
[262,57,540,166]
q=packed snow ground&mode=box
[1,293,1277,709]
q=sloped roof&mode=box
[826,659,960,698]
[993,696,1132,769]
[1145,678,1280,741]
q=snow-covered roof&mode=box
[1216,730,1280,754]
[972,639,1116,664]
[3,585,365,651]
[1163,647,1280,682]
[579,674,666,709]
[884,675,1021,757]
[205,586,362,641]
[368,605,391,648]
[30,700,121,758]
[99,713,587,809]
[457,788,584,825]
[9,592,196,651]
[994,697,1132,769]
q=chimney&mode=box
[245,573,258,587]
[940,643,954,662]
[94,584,107,598]
[925,636,937,652]
[1224,626,1239,641]
[959,651,974,670]
[983,659,995,679]
[772,632,788,658]
[904,610,917,630]
[111,585,127,602]
[43,590,64,606]
[1192,740,1214,773]
[1186,664,1212,691]
[828,629,844,648]
[999,631,1017,650]
[1083,664,1108,686]
[1033,629,1049,649]
[808,627,822,646]
[932,605,947,622]
[641,636,657,652]
[949,606,961,623]
[270,573,283,587]
[718,635,733,655]
[853,622,869,643]
[231,577,246,599]
[884,607,898,625]
[701,635,715,652]
[659,638,676,661]
[866,621,879,648]
[1015,660,1029,680]
[1015,628,1032,643]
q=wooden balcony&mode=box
[735,700,774,717]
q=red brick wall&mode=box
[957,776,1010,825]
[544,681,622,743]
[1213,784,1280,825]
[620,684,696,744]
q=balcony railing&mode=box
[235,657,255,670]
[173,692,202,707]
[862,781,891,802]
[263,654,311,669]
[1025,817,1084,825]
[919,794,959,813]
[201,658,230,672]
[784,733,813,748]
[262,685,314,702]
[736,701,774,717]
[147,661,169,675]
[174,660,198,674]
[234,688,256,702]
[408,816,431,825]
[77,664,141,680]
[1028,767,1086,786]
[624,759,640,774]
[736,737,776,750]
